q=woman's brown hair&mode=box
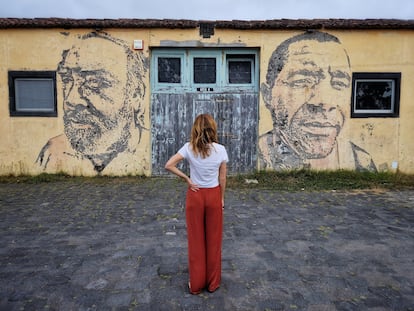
[190,114,218,158]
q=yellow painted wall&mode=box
[0,27,413,175]
[0,29,151,176]
[338,30,414,173]
[255,29,414,173]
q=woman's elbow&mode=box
[164,162,172,171]
[165,159,177,172]
[165,153,183,172]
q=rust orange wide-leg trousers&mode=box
[186,186,223,294]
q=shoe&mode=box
[207,286,220,293]
[188,282,201,295]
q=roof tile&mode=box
[0,18,413,30]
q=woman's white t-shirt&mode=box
[178,142,229,188]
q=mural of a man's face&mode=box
[59,37,132,159]
[267,38,351,159]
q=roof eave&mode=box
[0,18,413,30]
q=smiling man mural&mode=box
[260,31,377,171]
[37,32,148,175]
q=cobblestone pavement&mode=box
[0,178,413,311]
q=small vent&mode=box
[199,23,215,38]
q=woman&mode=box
[165,114,228,295]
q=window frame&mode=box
[192,56,218,84]
[150,48,259,93]
[9,71,57,117]
[157,56,182,84]
[151,51,186,92]
[226,54,255,86]
[351,72,401,118]
[156,54,184,85]
[189,50,220,90]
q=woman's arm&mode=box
[219,161,227,208]
[165,153,199,191]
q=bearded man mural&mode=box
[37,32,148,175]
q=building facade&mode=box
[1,18,413,176]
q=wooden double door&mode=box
[150,48,259,175]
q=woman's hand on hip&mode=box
[187,178,199,192]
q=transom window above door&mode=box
[157,57,181,83]
[151,49,258,92]
[193,57,216,84]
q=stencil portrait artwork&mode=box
[260,31,376,171]
[37,32,148,174]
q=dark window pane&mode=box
[158,57,181,83]
[229,60,252,84]
[15,78,55,111]
[355,81,393,110]
[194,58,216,84]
